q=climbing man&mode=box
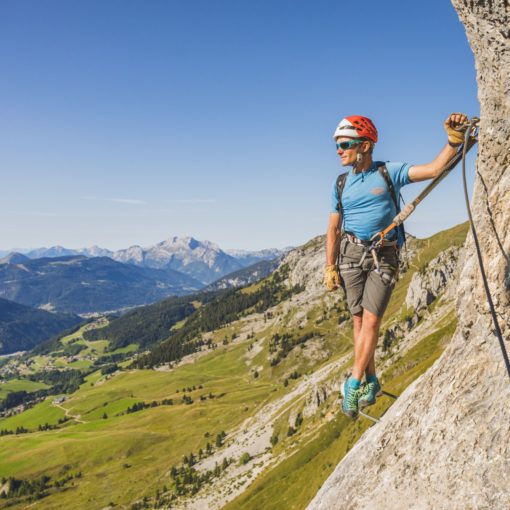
[324,113,468,418]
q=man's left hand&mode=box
[324,264,341,291]
[444,112,469,146]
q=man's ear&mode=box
[361,141,371,153]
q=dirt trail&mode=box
[52,401,86,424]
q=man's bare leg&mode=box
[351,308,382,381]
[352,310,377,380]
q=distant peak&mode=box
[0,252,30,265]
[162,236,214,250]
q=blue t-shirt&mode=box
[330,161,412,241]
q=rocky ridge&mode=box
[204,259,280,291]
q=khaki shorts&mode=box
[338,237,398,318]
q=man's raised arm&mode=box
[408,112,468,182]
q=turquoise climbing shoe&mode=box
[341,376,361,418]
[358,376,382,409]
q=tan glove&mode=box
[444,112,468,146]
[324,264,341,291]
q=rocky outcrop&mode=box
[405,246,461,312]
[225,247,290,266]
[284,236,325,295]
[302,379,341,419]
[307,2,510,509]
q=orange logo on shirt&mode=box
[371,187,385,195]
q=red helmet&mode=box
[333,115,378,143]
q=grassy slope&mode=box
[0,397,66,430]
[0,303,355,509]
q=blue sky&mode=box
[0,0,479,251]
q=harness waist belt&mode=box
[343,232,397,248]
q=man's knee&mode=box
[362,308,382,330]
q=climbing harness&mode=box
[460,119,510,382]
[337,233,398,280]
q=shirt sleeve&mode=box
[385,162,412,188]
[330,180,340,213]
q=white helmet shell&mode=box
[332,118,359,140]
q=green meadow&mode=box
[0,397,66,430]
[0,379,49,400]
[0,310,455,509]
[0,338,295,509]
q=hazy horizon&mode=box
[0,220,469,255]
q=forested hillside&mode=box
[0,299,81,355]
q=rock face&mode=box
[285,236,325,295]
[307,3,510,509]
[405,246,461,312]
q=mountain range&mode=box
[0,255,202,314]
[0,240,288,319]
[1,237,288,285]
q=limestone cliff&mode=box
[307,2,510,509]
[405,246,461,313]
